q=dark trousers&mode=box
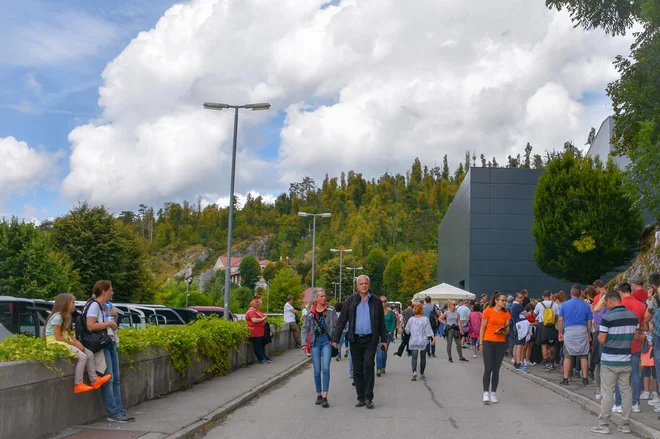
[446,329,465,360]
[483,341,506,392]
[426,327,437,355]
[396,332,411,356]
[350,336,377,401]
[251,336,266,362]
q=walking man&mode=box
[332,275,387,409]
[558,285,593,386]
[423,296,438,357]
[395,300,414,357]
[591,290,640,435]
[283,296,301,348]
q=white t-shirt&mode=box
[457,305,471,322]
[87,301,105,323]
[533,300,559,324]
[283,302,296,323]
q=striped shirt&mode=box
[599,306,639,367]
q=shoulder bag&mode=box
[77,300,113,353]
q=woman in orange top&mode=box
[246,296,269,364]
[479,291,511,405]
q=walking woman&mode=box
[301,290,337,408]
[406,303,435,380]
[246,295,270,364]
[439,300,468,363]
[376,295,396,376]
[85,281,133,423]
[479,291,512,405]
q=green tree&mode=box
[51,203,155,303]
[364,248,388,295]
[262,261,286,283]
[0,219,81,299]
[239,255,261,290]
[203,270,239,304]
[622,120,660,219]
[230,286,254,313]
[268,266,304,313]
[382,251,412,301]
[158,279,212,307]
[532,152,643,284]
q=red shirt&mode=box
[593,294,601,304]
[245,308,266,337]
[621,296,646,354]
[633,288,647,304]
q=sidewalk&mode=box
[504,359,660,439]
[51,350,310,439]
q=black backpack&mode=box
[75,300,112,353]
[429,308,439,329]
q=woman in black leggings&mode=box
[479,292,512,405]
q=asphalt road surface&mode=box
[205,339,634,439]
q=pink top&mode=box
[468,311,482,339]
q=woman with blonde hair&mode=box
[405,303,435,381]
[246,295,269,364]
[439,300,468,363]
[301,290,337,407]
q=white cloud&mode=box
[62,0,633,209]
[0,136,55,194]
[25,73,42,94]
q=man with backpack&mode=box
[423,296,439,357]
[534,290,560,371]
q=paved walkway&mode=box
[204,338,653,439]
[51,350,310,439]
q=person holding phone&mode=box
[479,291,512,405]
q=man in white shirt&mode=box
[534,290,560,371]
[456,301,472,348]
[283,296,301,348]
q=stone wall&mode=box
[0,323,296,439]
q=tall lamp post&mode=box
[298,212,331,288]
[346,266,363,293]
[184,275,193,308]
[204,101,271,320]
[332,282,339,301]
[330,248,352,301]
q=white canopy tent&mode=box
[412,283,476,305]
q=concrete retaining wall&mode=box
[0,323,296,439]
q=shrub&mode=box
[0,335,74,367]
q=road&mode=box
[205,338,633,439]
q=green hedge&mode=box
[0,316,250,375]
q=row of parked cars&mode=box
[0,295,236,342]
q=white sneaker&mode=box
[654,405,660,413]
[652,391,658,399]
[640,391,651,400]
[473,354,477,358]
[483,391,490,405]
[489,392,499,403]
[595,392,602,401]
[612,405,622,413]
[632,403,641,413]
[649,397,660,406]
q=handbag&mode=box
[78,300,113,353]
[313,312,339,357]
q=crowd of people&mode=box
[289,271,660,436]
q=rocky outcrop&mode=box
[607,225,660,287]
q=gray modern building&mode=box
[437,167,574,297]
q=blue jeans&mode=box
[437,323,445,338]
[311,335,332,393]
[338,332,347,356]
[102,343,126,418]
[349,344,353,376]
[376,333,393,370]
[615,352,641,406]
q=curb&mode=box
[166,356,311,439]
[503,362,660,439]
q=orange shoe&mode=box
[91,374,112,390]
[74,383,95,394]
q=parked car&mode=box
[188,306,236,321]
[0,296,41,341]
[170,308,199,323]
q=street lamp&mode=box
[298,212,331,288]
[332,282,339,301]
[330,248,352,301]
[346,266,364,292]
[184,275,193,308]
[204,101,271,320]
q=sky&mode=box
[0,0,633,222]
